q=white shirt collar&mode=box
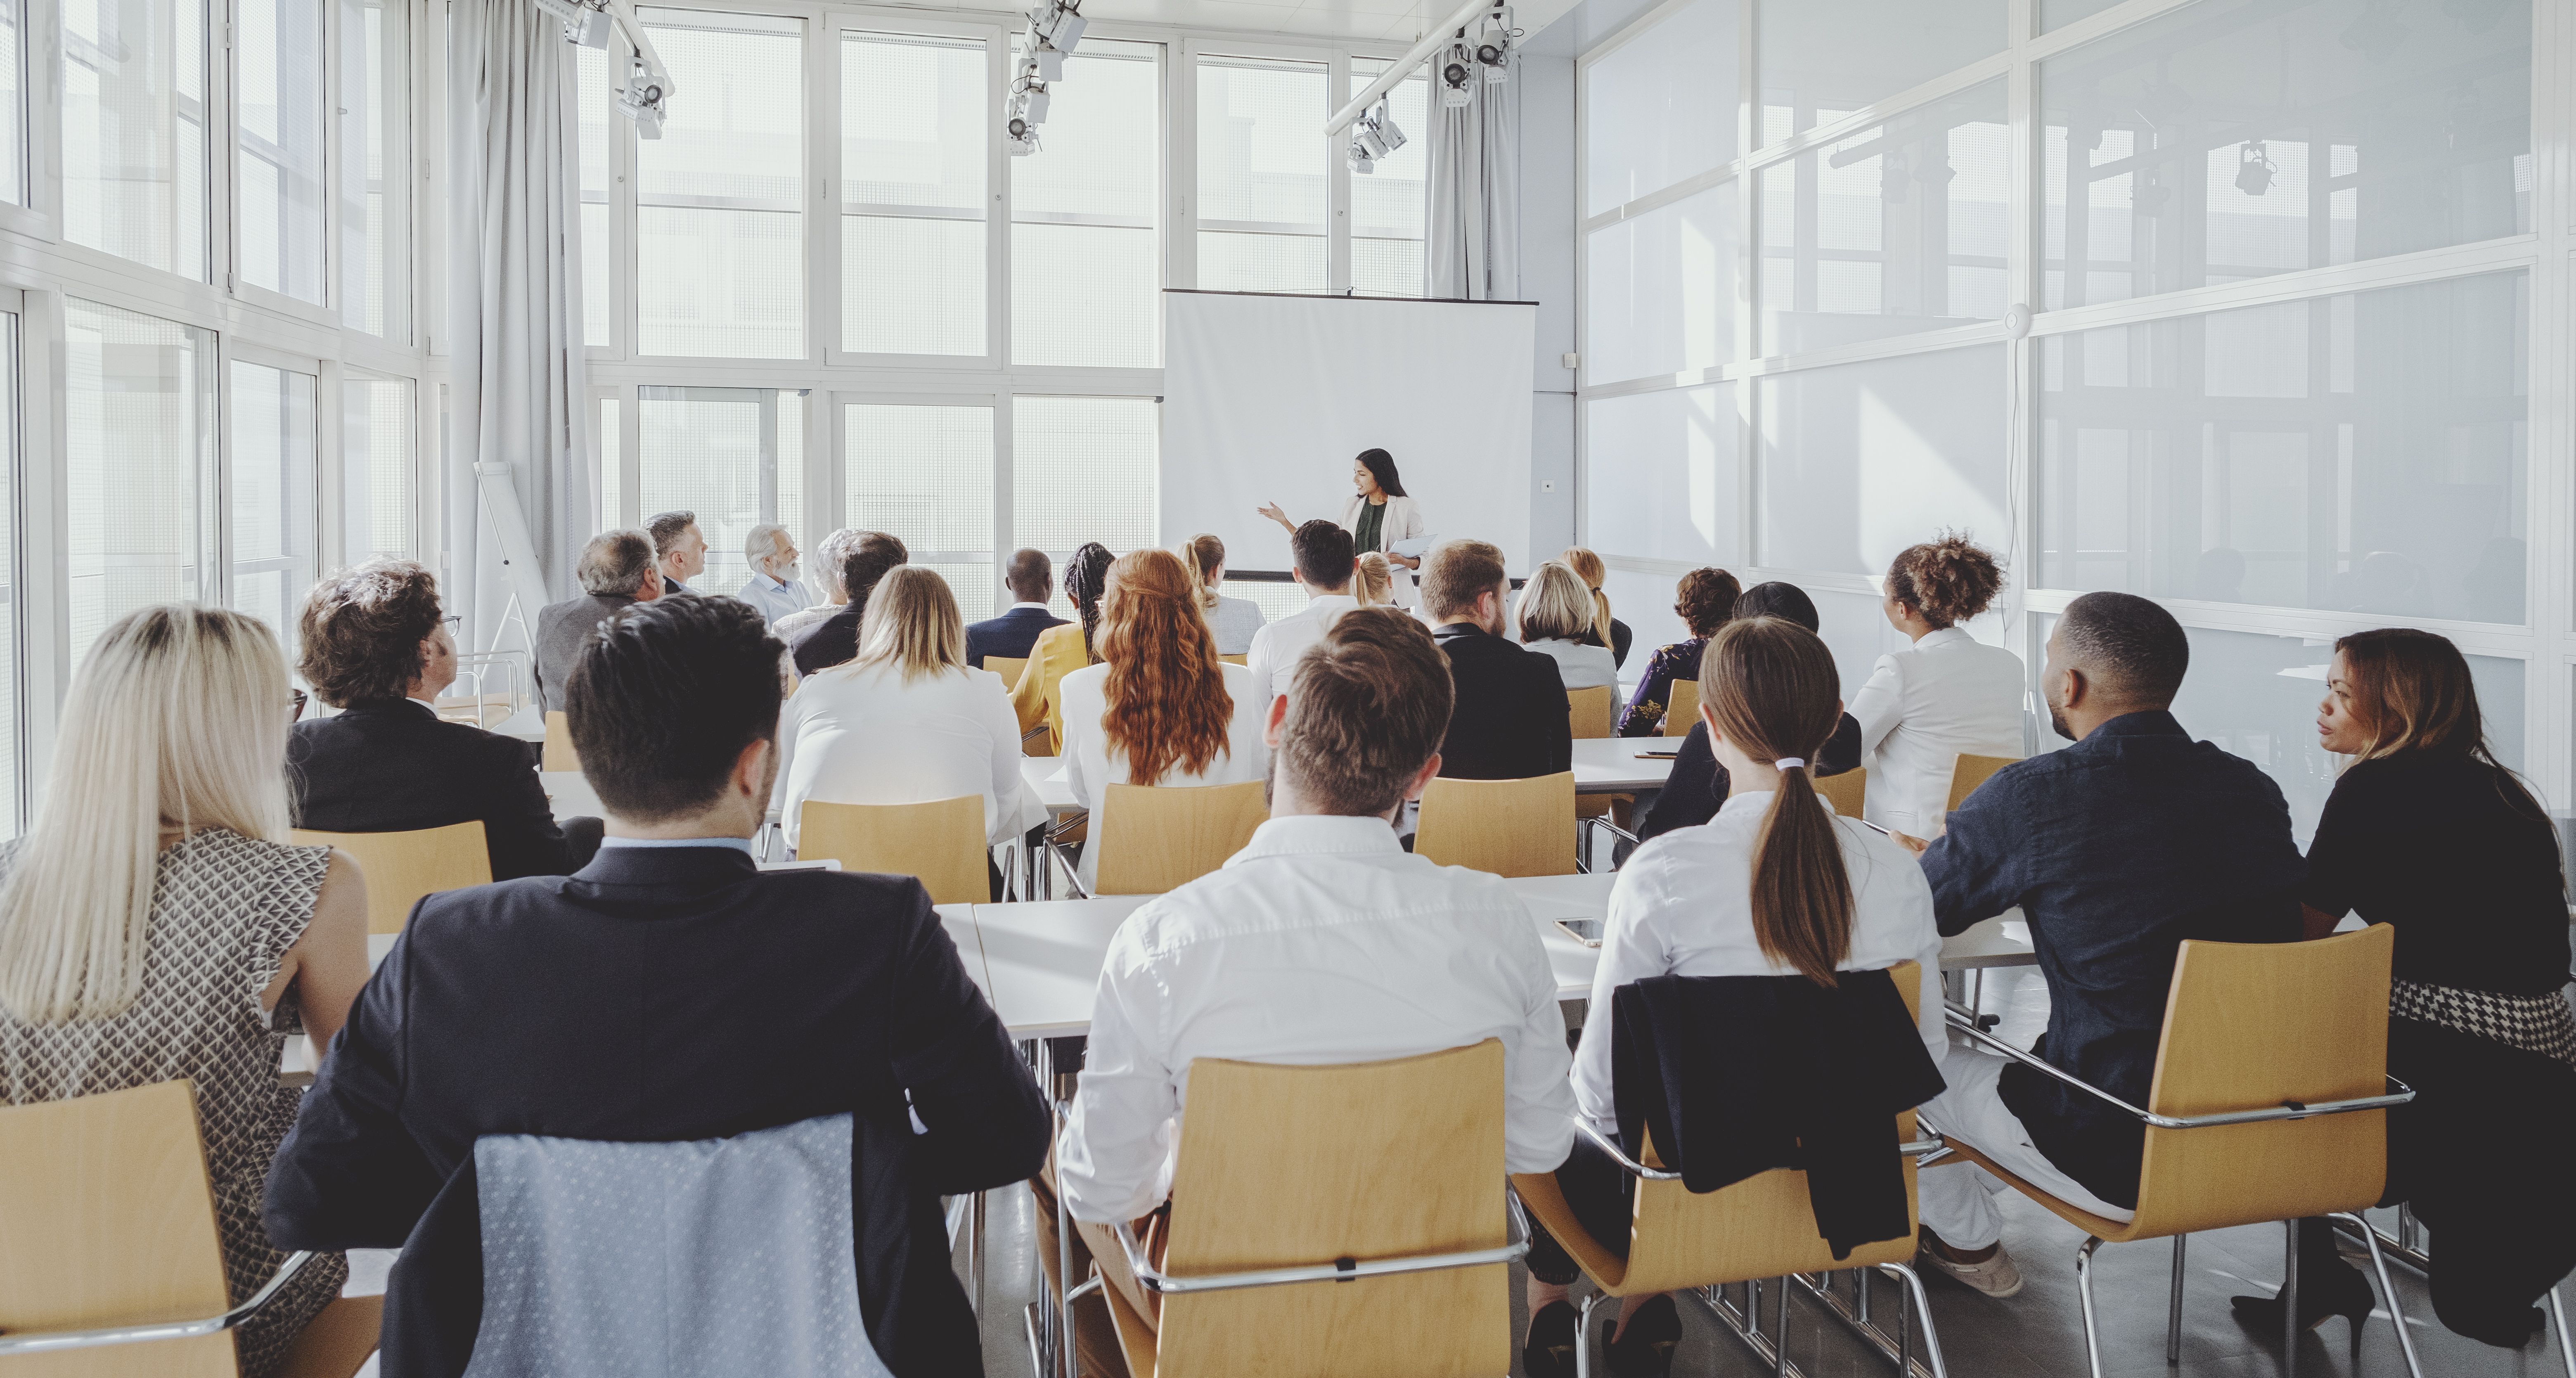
[1303,592,1360,613]
[754,571,790,592]
[598,835,756,855]
[1227,813,1404,864]
[1011,600,1054,612]
[1915,626,1974,649]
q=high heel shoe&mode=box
[1603,1294,1681,1378]
[1524,1300,1577,1378]
[2229,1260,2376,1339]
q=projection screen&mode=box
[1160,291,1538,573]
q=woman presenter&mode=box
[1258,447,1428,607]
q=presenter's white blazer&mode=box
[1847,626,2024,838]
[1338,494,1427,608]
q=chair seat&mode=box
[1929,1140,2144,1243]
[275,1295,387,1378]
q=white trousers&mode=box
[1916,1040,2135,1250]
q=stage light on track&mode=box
[1473,6,1517,82]
[1028,0,1086,54]
[1441,43,1474,107]
[2234,140,2275,197]
[616,57,667,137]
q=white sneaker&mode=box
[1917,1233,2024,1298]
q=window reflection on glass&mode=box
[845,403,995,621]
[2037,272,2528,624]
[637,10,805,360]
[1758,343,2008,576]
[339,0,407,336]
[1012,395,1155,620]
[1756,0,2005,144]
[637,386,805,594]
[2039,0,2530,311]
[1756,79,2008,356]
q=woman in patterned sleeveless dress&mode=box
[0,605,369,1377]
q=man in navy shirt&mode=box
[1904,592,2304,1296]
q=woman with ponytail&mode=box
[1180,533,1267,655]
[1522,617,1944,1378]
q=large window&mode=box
[342,374,414,564]
[64,0,209,279]
[230,362,318,648]
[1012,38,1160,368]
[339,0,409,337]
[1350,58,1428,298]
[64,301,217,674]
[0,0,24,206]
[845,402,995,618]
[1196,56,1326,294]
[1012,395,1155,615]
[841,31,987,358]
[578,43,613,347]
[637,10,806,360]
[237,0,327,304]
[637,386,806,594]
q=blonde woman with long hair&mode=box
[1180,533,1267,655]
[1058,549,1270,892]
[1353,552,1395,607]
[1560,546,1632,668]
[1514,562,1617,690]
[0,605,368,1376]
[772,566,1042,882]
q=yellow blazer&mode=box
[1009,620,1094,755]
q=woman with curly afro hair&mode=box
[1615,566,1742,736]
[1851,532,2024,838]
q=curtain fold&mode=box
[1428,69,1520,301]
[448,0,592,660]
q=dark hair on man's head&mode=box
[1354,447,1408,499]
[2057,591,2189,708]
[576,530,659,597]
[296,559,445,708]
[1005,548,1054,603]
[646,511,699,555]
[1675,567,1743,638]
[839,532,909,621]
[1420,539,1509,620]
[1733,580,1821,634]
[567,595,784,822]
[1278,606,1453,816]
[1887,532,2004,629]
[1290,520,1355,590]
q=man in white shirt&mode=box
[1242,519,1361,710]
[1054,606,1578,1331]
[734,523,812,625]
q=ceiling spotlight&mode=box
[1028,0,1085,54]
[1013,71,1051,124]
[2234,139,2275,196]
[2339,0,2410,62]
[1020,27,1067,83]
[1371,97,1405,154]
[1007,106,1040,156]
[531,0,608,47]
[1442,44,1474,107]
[1346,140,1375,174]
[616,57,667,137]
[1473,6,1517,81]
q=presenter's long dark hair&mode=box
[1356,448,1408,499]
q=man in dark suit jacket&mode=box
[792,531,908,677]
[267,595,1049,1378]
[647,509,706,598]
[533,529,661,713]
[1421,539,1572,781]
[963,547,1066,669]
[291,561,603,878]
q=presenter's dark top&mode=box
[263,846,1050,1378]
[289,700,601,880]
[1432,623,1572,782]
[964,605,1068,669]
[1920,710,2304,1208]
[1353,498,1387,554]
[2304,750,2571,995]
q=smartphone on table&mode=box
[1556,918,1605,947]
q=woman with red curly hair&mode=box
[1059,549,1270,891]
[1852,532,2024,838]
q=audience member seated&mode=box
[771,527,860,646]
[791,531,908,677]
[1638,581,1862,842]
[1525,616,1944,1378]
[1059,550,1269,890]
[1053,607,1577,1334]
[733,523,810,625]
[1904,592,2304,1295]
[2232,629,2576,1348]
[646,509,707,598]
[1243,521,1359,711]
[2,606,367,1378]
[291,561,603,879]
[965,547,1067,668]
[267,595,1048,1376]
[1515,561,1617,691]
[1426,539,1572,781]
[1180,533,1267,654]
[535,529,661,713]
[1617,567,1741,736]
[1852,534,2022,837]
[1011,542,1114,748]
[1561,547,1634,668]
[1352,551,1395,607]
[777,568,1043,892]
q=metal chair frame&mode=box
[0,1251,324,1360]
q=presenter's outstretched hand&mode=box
[1257,502,1293,531]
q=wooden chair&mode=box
[1090,1040,1524,1378]
[287,821,491,936]
[1091,781,1267,897]
[1566,685,1614,739]
[1218,654,1247,666]
[0,1081,384,1378]
[1661,679,1699,737]
[1929,926,2423,1378]
[1816,767,1865,819]
[1513,963,1947,1378]
[797,797,989,905]
[541,710,580,773]
[1944,752,2016,812]
[983,656,1028,691]
[1414,772,1576,878]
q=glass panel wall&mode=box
[842,32,987,357]
[230,362,319,648]
[844,402,995,620]
[637,10,806,359]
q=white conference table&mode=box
[1016,737,1680,817]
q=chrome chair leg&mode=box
[2334,1211,2425,1378]
[2283,1219,2300,1378]
[1576,1291,1610,1378]
[2167,1234,2186,1367]
[2074,1236,2107,1378]
[2552,1282,2576,1378]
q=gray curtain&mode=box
[1428,69,1520,301]
[447,0,591,658]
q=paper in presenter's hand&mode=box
[1389,533,1438,559]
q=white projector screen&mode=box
[1161,291,1538,574]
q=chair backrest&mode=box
[541,710,580,773]
[0,1081,238,1377]
[796,797,987,905]
[1219,653,1247,666]
[288,821,493,935]
[1156,1040,1510,1378]
[1945,752,2016,812]
[1814,767,1865,819]
[1093,781,1267,896]
[2128,925,2394,1236]
[1613,962,1927,1293]
[1413,772,1577,878]
[1661,679,1699,737]
[1566,685,1613,739]
[982,656,1027,690]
